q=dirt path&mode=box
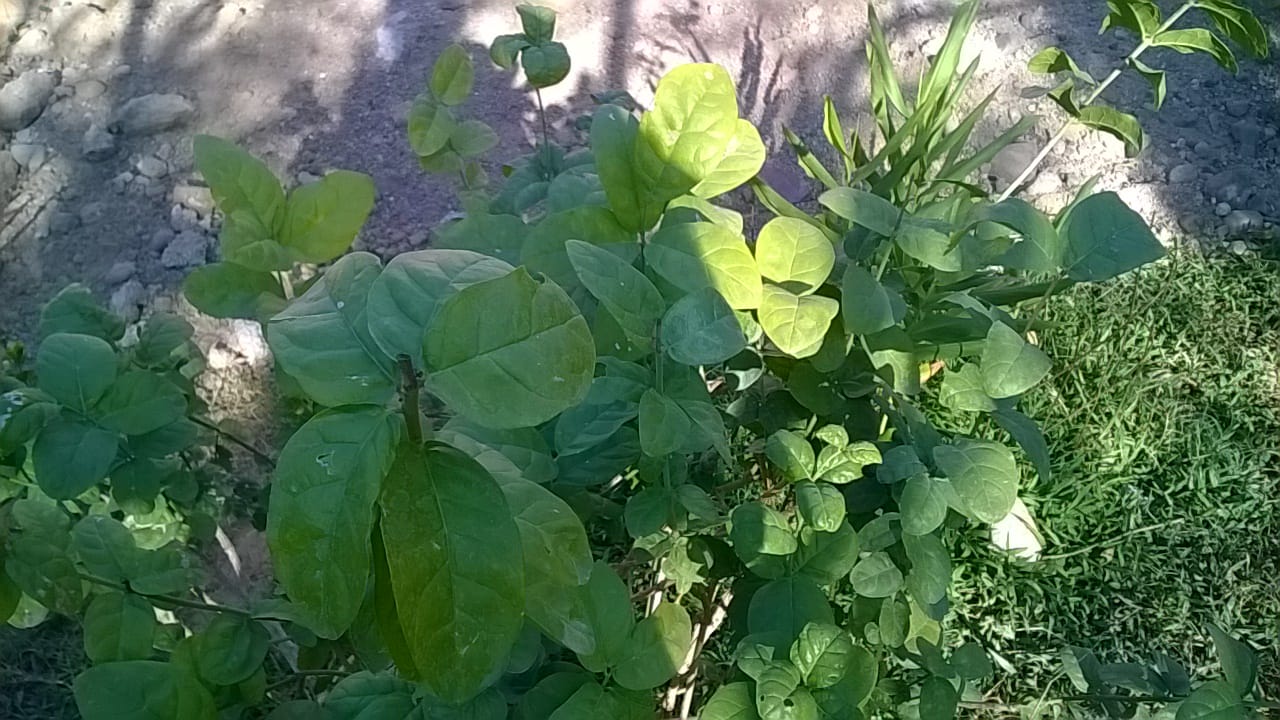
[0,0,1276,339]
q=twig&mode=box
[398,354,423,444]
[78,572,252,618]
[263,669,350,694]
[996,0,1197,202]
[191,416,276,467]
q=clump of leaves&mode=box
[0,1,1270,719]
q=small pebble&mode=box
[1168,164,1198,184]
[1215,202,1232,217]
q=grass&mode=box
[950,251,1280,712]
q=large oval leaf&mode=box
[194,134,284,234]
[691,119,767,199]
[566,239,663,345]
[635,64,742,210]
[267,252,396,407]
[267,407,400,638]
[281,171,376,263]
[36,333,117,412]
[748,576,834,644]
[33,418,119,499]
[1060,191,1164,282]
[379,442,524,703]
[74,661,215,720]
[932,440,1019,524]
[425,268,595,429]
[495,473,595,654]
[366,249,514,368]
[755,217,835,294]
[758,286,839,359]
[613,601,693,690]
[661,287,746,366]
[648,222,762,309]
[83,592,155,662]
[980,322,1051,399]
[93,371,187,436]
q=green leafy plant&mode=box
[0,1,1270,719]
[1013,0,1268,193]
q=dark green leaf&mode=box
[93,371,187,436]
[903,533,951,605]
[1176,681,1248,720]
[1060,191,1164,282]
[790,623,856,689]
[497,473,595,654]
[700,682,760,720]
[614,601,692,690]
[663,287,747,366]
[939,364,996,413]
[952,641,993,680]
[517,4,556,42]
[267,407,400,639]
[981,322,1051,399]
[1208,624,1258,697]
[1076,106,1144,157]
[522,41,571,88]
[74,661,215,720]
[425,267,595,429]
[899,476,950,536]
[72,515,138,582]
[324,672,417,720]
[755,661,820,720]
[490,34,531,70]
[795,481,846,533]
[842,265,901,335]
[183,263,286,321]
[979,198,1062,272]
[39,284,125,342]
[933,440,1019,524]
[766,430,814,482]
[366,249,514,369]
[33,419,119,499]
[281,171,376,263]
[818,188,901,236]
[134,314,194,368]
[37,333,116,412]
[195,614,269,685]
[1152,28,1237,72]
[1198,0,1269,59]
[379,442,524,702]
[1131,58,1167,110]
[993,407,1052,482]
[408,98,456,156]
[919,677,959,720]
[567,239,662,345]
[849,552,903,598]
[576,561,634,671]
[795,524,860,587]
[749,576,835,644]
[194,135,285,234]
[267,253,396,406]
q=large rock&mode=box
[160,231,209,268]
[115,93,196,136]
[988,142,1040,192]
[0,70,58,131]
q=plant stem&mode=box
[398,354,423,444]
[264,669,350,694]
[535,87,552,177]
[191,416,276,466]
[78,572,253,618]
[996,0,1197,202]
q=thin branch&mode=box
[78,572,252,618]
[191,416,276,467]
[398,354,423,444]
[264,669,350,695]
